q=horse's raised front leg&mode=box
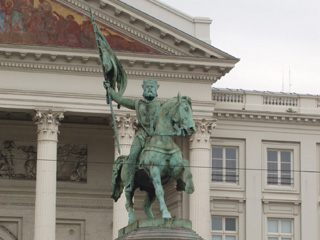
[150,166,171,218]
[183,159,194,194]
[143,191,156,219]
[125,190,136,224]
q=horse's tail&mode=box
[111,155,126,202]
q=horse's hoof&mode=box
[128,212,136,224]
[163,211,171,219]
[185,181,195,194]
[186,187,194,194]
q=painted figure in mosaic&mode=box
[91,10,196,224]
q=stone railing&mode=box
[263,96,298,106]
[212,88,320,114]
[212,92,244,103]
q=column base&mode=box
[116,218,204,240]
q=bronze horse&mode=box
[111,93,196,224]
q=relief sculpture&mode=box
[18,145,37,179]
[57,144,87,182]
[0,140,15,178]
[0,140,87,182]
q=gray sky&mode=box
[160,0,320,95]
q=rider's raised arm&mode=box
[104,81,135,110]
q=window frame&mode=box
[211,139,245,191]
[266,218,294,240]
[211,216,238,240]
[212,146,238,184]
[267,149,293,186]
[262,142,300,193]
[262,201,300,240]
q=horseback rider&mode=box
[104,78,162,192]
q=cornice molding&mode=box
[0,48,235,74]
[0,59,226,83]
[0,87,216,120]
[213,110,320,125]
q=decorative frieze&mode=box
[57,144,88,182]
[0,140,87,182]
[0,140,16,178]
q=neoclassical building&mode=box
[0,1,319,240]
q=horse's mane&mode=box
[161,96,192,112]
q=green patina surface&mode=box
[92,14,196,225]
[118,218,192,237]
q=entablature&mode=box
[0,48,236,82]
[213,110,320,126]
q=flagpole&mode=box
[90,8,121,154]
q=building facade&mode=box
[210,89,320,240]
[0,1,319,240]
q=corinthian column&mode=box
[112,114,136,239]
[189,118,216,240]
[33,109,64,240]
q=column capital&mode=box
[33,109,64,141]
[190,118,217,150]
[114,114,137,145]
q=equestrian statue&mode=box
[91,10,196,224]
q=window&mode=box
[262,142,299,192]
[267,149,292,186]
[212,147,238,183]
[267,219,293,240]
[211,216,237,240]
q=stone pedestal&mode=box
[115,219,204,240]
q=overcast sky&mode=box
[160,0,320,95]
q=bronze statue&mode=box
[91,9,196,224]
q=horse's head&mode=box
[172,93,196,137]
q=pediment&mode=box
[0,0,237,59]
[0,0,239,84]
[0,0,161,54]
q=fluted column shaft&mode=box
[113,114,136,239]
[189,119,216,240]
[33,110,64,240]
